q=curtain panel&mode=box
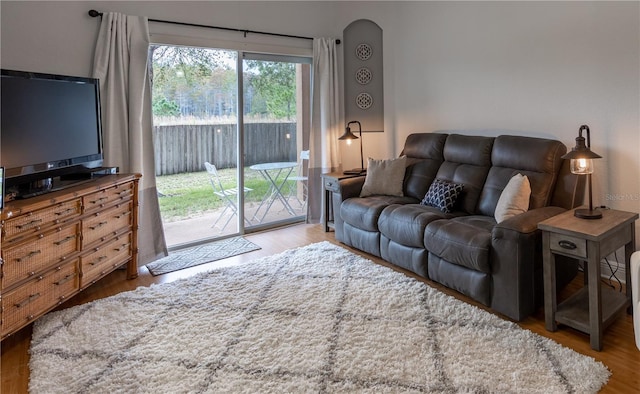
[307,38,341,223]
[92,12,167,266]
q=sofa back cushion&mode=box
[477,135,567,217]
[434,134,494,214]
[400,133,448,200]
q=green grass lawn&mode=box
[156,168,290,222]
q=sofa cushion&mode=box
[379,204,453,248]
[400,133,448,200]
[435,134,494,214]
[494,173,531,223]
[477,135,566,216]
[341,195,416,232]
[420,179,464,213]
[428,253,491,306]
[403,159,443,201]
[380,236,429,277]
[424,216,496,274]
[360,156,407,197]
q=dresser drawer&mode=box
[1,261,79,337]
[81,232,132,287]
[2,199,81,242]
[2,223,80,290]
[83,182,134,213]
[549,232,587,259]
[82,202,133,246]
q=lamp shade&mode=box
[569,158,594,175]
[339,121,366,175]
[561,124,602,219]
[561,125,601,171]
[338,127,358,141]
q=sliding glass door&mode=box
[149,45,310,249]
[241,53,310,230]
[150,45,242,248]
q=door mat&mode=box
[145,237,261,276]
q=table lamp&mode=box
[561,124,602,219]
[339,120,366,175]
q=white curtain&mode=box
[93,13,167,265]
[307,38,341,223]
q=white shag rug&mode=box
[29,242,609,393]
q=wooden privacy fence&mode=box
[153,123,298,175]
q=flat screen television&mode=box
[1,69,104,198]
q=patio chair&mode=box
[204,162,252,232]
[285,150,309,208]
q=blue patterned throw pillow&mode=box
[421,179,464,213]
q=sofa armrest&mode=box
[489,206,566,320]
[331,177,366,241]
[335,177,366,200]
[494,206,567,234]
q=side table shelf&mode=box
[555,286,628,334]
[538,207,638,351]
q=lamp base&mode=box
[343,168,367,175]
[574,208,603,219]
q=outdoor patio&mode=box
[162,198,306,248]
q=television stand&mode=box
[1,174,141,340]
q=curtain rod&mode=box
[88,10,340,44]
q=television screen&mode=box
[0,69,103,181]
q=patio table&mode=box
[250,162,297,222]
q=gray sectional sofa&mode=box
[332,132,583,321]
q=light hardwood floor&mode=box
[2,223,638,393]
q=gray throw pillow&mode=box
[360,156,407,197]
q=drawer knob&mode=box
[558,240,577,250]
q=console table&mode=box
[0,174,140,339]
[539,208,638,350]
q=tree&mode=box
[152,97,180,117]
[244,60,296,120]
[148,45,298,121]
[148,45,237,119]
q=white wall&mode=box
[386,1,640,247]
[2,1,639,244]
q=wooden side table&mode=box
[538,208,638,350]
[321,172,364,232]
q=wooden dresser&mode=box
[0,174,140,339]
